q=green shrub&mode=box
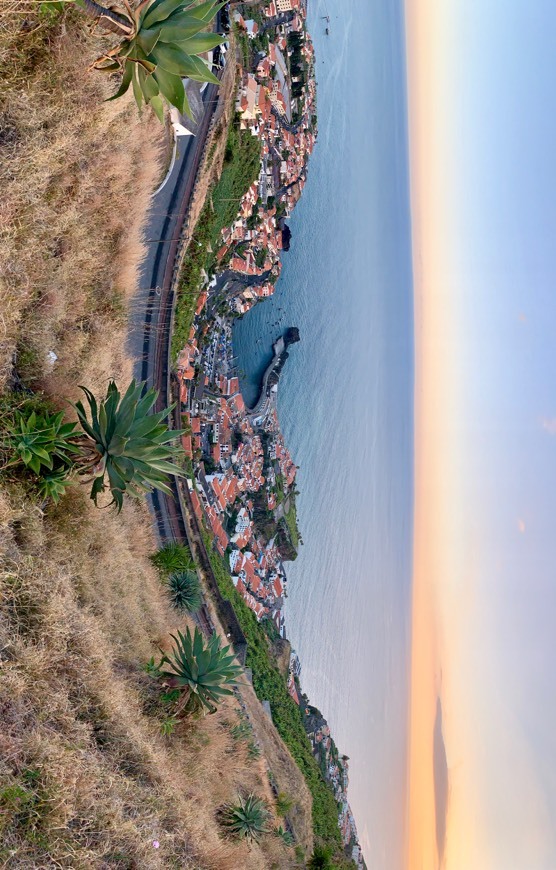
[276,791,294,816]
[167,569,202,612]
[151,542,194,574]
[307,845,333,869]
[219,793,270,842]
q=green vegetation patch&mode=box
[151,541,195,575]
[172,116,261,358]
[284,497,300,549]
[204,542,343,854]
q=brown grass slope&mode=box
[0,4,311,867]
[0,1,160,396]
[0,489,306,868]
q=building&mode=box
[244,19,259,38]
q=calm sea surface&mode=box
[233,1,414,865]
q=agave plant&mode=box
[167,569,202,611]
[5,410,82,475]
[158,627,242,714]
[73,379,184,511]
[219,793,271,842]
[274,825,294,846]
[36,468,75,504]
[307,846,334,870]
[151,541,195,573]
[78,0,226,119]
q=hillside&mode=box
[0,4,313,868]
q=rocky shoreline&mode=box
[174,2,366,864]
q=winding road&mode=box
[128,80,220,398]
[125,58,249,648]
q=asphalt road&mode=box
[126,77,220,550]
[125,68,249,653]
[127,80,220,396]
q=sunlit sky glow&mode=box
[405,1,556,868]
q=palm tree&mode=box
[75,0,226,119]
[158,627,242,714]
[219,793,271,842]
[73,379,184,512]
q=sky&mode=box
[405,1,556,868]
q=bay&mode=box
[233,1,414,864]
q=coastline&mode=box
[172,1,366,864]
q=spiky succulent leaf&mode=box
[37,469,73,504]
[72,379,184,512]
[151,541,194,573]
[158,627,242,714]
[100,0,223,118]
[106,60,133,99]
[188,0,226,23]
[274,825,294,846]
[141,0,192,28]
[177,31,225,54]
[220,794,271,842]
[6,410,83,475]
[167,570,202,612]
[152,65,186,113]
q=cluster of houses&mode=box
[218,2,316,315]
[264,0,304,19]
[173,2,316,628]
[173,4,366,863]
[302,699,367,868]
[176,315,297,630]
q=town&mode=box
[175,2,365,864]
[176,0,316,631]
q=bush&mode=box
[276,791,294,816]
[151,542,194,574]
[204,542,343,852]
[307,845,333,869]
[167,570,202,612]
[219,793,270,842]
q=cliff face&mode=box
[276,519,298,561]
[271,636,293,678]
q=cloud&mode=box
[541,417,556,435]
[518,519,526,534]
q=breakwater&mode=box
[246,327,300,421]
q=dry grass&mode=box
[185,33,239,230]
[0,4,311,867]
[0,486,304,869]
[0,2,162,396]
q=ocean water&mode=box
[232,1,414,865]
